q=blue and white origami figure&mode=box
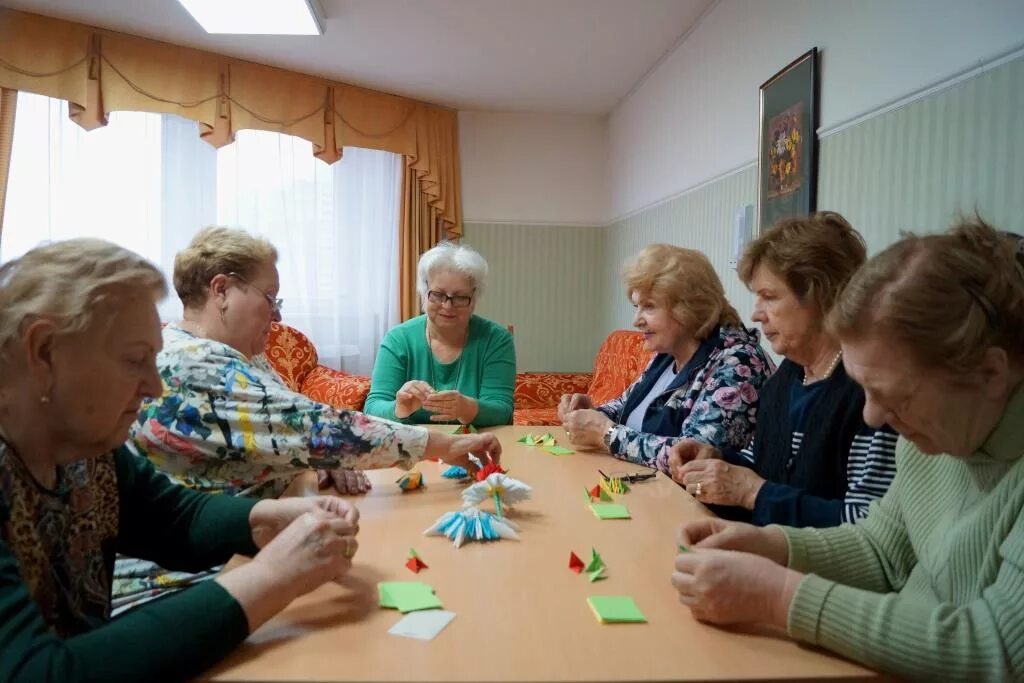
[423,473,533,548]
[441,466,469,479]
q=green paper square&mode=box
[587,596,647,623]
[377,582,443,613]
[540,445,575,455]
[591,503,631,520]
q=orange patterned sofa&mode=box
[512,330,653,426]
[264,322,372,410]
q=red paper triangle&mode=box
[405,556,428,573]
[588,484,602,500]
[568,551,584,573]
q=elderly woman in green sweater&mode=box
[671,218,1024,681]
[0,239,362,681]
[365,242,516,426]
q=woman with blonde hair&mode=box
[560,244,772,470]
[668,212,897,527]
[672,218,1024,681]
[121,227,502,609]
[0,239,361,681]
[365,242,516,426]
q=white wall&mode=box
[608,0,1024,220]
[459,111,607,225]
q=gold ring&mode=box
[694,481,703,497]
[343,541,356,558]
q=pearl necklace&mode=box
[802,349,843,386]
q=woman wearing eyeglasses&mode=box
[118,228,502,611]
[364,242,516,427]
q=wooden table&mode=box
[205,426,877,682]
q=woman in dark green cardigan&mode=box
[0,239,360,682]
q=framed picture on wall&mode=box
[757,47,819,234]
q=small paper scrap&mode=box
[388,610,456,641]
[378,582,443,613]
[441,466,469,479]
[587,596,647,624]
[396,471,425,491]
[405,548,428,573]
[568,551,584,574]
[450,424,479,434]
[591,503,631,520]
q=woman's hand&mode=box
[249,496,360,549]
[424,431,502,475]
[317,468,372,495]
[562,409,613,451]
[677,518,789,566]
[218,509,360,631]
[423,389,479,424]
[395,380,434,419]
[557,393,593,421]
[675,459,765,509]
[671,548,802,627]
[666,438,721,480]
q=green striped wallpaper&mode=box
[465,53,1024,372]
[462,222,605,372]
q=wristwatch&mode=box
[603,424,616,449]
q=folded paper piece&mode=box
[424,507,520,547]
[568,551,584,574]
[591,503,631,520]
[588,567,606,582]
[602,477,630,495]
[587,596,647,623]
[541,445,575,455]
[396,470,424,492]
[462,473,532,518]
[518,432,574,453]
[585,548,604,574]
[405,548,428,573]
[588,484,613,502]
[678,544,690,553]
[449,424,479,434]
[474,462,507,481]
[441,466,469,479]
[388,609,457,641]
[378,581,443,613]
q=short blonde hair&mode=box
[0,239,166,362]
[417,242,488,298]
[623,244,741,339]
[830,217,1024,373]
[174,227,278,308]
[738,211,866,318]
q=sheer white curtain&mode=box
[1,92,401,374]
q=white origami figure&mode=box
[461,473,532,515]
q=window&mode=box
[2,92,400,373]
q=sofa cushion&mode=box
[512,407,560,426]
[514,372,593,410]
[587,330,653,406]
[303,366,372,411]
[265,322,319,392]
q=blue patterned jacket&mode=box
[598,324,774,473]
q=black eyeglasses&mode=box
[227,272,283,313]
[427,289,474,308]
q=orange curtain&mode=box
[0,87,17,235]
[0,8,461,238]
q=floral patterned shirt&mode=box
[598,325,774,472]
[130,325,430,497]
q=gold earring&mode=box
[39,395,50,404]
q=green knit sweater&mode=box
[364,314,516,426]
[781,384,1024,681]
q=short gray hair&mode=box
[0,239,166,362]
[416,242,488,298]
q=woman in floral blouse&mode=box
[118,227,501,609]
[560,244,773,472]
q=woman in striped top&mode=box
[668,212,897,527]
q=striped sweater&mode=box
[781,384,1024,680]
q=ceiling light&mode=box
[177,0,325,36]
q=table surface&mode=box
[204,426,878,682]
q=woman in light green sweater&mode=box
[365,242,516,426]
[670,218,1024,681]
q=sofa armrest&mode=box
[301,365,372,411]
[514,372,593,410]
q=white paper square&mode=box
[388,609,456,641]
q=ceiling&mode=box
[0,0,714,114]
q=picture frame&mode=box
[757,47,819,235]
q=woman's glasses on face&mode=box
[427,290,474,308]
[227,272,283,314]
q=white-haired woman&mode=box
[0,239,361,681]
[365,242,516,426]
